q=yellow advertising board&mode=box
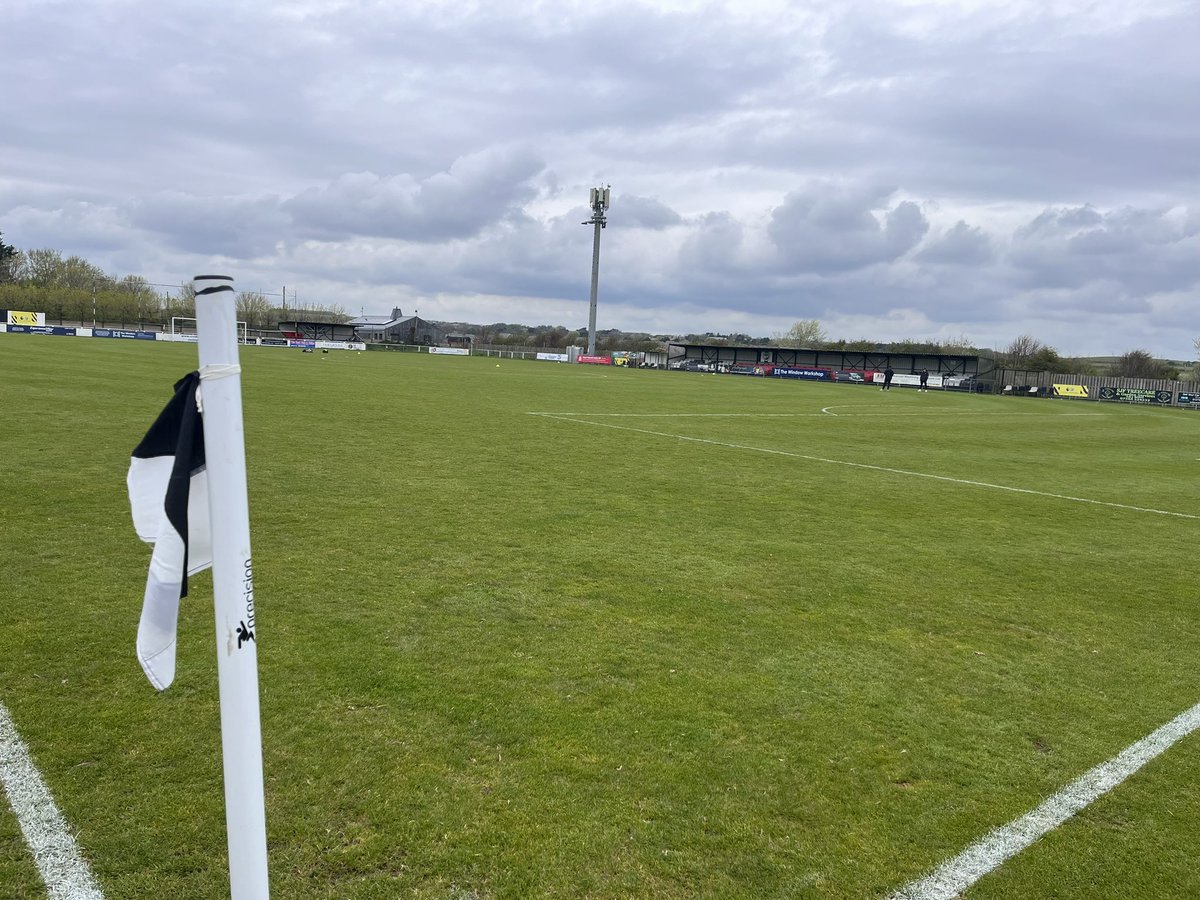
[7,310,45,326]
[1053,384,1088,398]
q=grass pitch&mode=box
[2,334,1199,898]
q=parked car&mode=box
[669,359,715,372]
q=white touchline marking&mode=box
[891,698,1200,899]
[528,411,1107,419]
[0,701,105,900]
[532,412,827,417]
[821,406,839,416]
[529,413,1198,520]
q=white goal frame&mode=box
[172,316,249,343]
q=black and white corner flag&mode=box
[128,371,213,690]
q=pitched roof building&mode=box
[343,308,443,345]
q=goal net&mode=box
[171,316,250,343]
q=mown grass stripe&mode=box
[0,702,104,899]
[531,413,1199,519]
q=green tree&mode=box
[838,338,878,351]
[939,334,977,354]
[888,339,941,354]
[236,290,272,330]
[1003,334,1042,365]
[1063,357,1101,376]
[62,256,110,291]
[1113,349,1171,379]
[119,276,163,327]
[625,335,665,353]
[533,325,570,348]
[22,248,64,286]
[41,288,70,324]
[0,284,43,313]
[1002,334,1071,372]
[65,287,94,325]
[775,319,826,348]
[0,231,16,283]
[284,298,350,324]
[165,283,197,320]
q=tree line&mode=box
[462,323,667,352]
[0,235,348,331]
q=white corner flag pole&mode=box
[194,275,270,898]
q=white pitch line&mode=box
[531,412,825,417]
[528,411,1106,419]
[529,413,1198,520]
[0,701,104,900]
[891,699,1200,899]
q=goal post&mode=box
[173,316,249,344]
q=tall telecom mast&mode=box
[582,185,610,355]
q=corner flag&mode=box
[128,371,213,690]
[126,275,269,898]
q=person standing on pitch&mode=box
[882,365,894,390]
[919,368,929,392]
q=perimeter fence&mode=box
[996,368,1200,409]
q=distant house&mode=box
[343,308,443,345]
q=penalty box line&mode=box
[0,701,104,899]
[891,698,1200,899]
[528,413,1199,521]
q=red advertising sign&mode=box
[578,355,612,365]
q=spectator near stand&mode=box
[919,368,929,392]
[882,365,894,391]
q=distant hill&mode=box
[1075,355,1196,372]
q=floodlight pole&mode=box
[582,186,610,355]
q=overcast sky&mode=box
[3,0,1199,357]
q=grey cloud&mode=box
[5,202,133,254]
[678,212,747,277]
[916,222,995,266]
[613,196,683,229]
[283,148,546,241]
[767,186,929,272]
[341,4,801,131]
[280,209,586,302]
[128,193,291,258]
[805,5,1200,201]
[1007,204,1200,294]
[1017,206,1105,238]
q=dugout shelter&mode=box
[277,319,362,342]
